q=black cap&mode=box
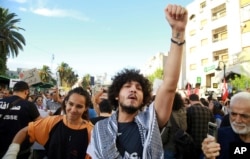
[13,81,29,92]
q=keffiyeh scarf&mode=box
[87,103,164,159]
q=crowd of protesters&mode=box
[1,3,250,159]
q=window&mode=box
[190,64,197,70]
[200,19,207,29]
[200,1,206,12]
[189,29,196,36]
[201,58,208,66]
[190,46,196,53]
[241,20,250,33]
[240,0,250,7]
[189,14,196,22]
[213,49,228,63]
[241,5,250,21]
[212,26,227,42]
[201,38,208,46]
[243,46,250,52]
[221,54,228,62]
[212,3,226,21]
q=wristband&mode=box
[171,38,185,46]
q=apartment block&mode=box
[186,0,250,93]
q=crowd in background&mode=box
[1,3,250,159]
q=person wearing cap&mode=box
[0,81,41,159]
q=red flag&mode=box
[222,78,228,101]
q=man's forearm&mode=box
[12,127,29,144]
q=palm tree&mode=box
[81,74,91,90]
[0,7,25,75]
[65,68,78,87]
[39,65,53,83]
[57,62,69,87]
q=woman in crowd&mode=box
[3,87,93,159]
[209,99,225,127]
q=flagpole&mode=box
[223,63,226,82]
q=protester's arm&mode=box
[2,127,29,159]
[155,4,188,128]
[54,87,63,104]
[201,136,220,159]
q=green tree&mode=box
[81,74,91,90]
[147,68,163,83]
[65,67,78,87]
[39,65,53,83]
[0,7,25,75]
[57,62,78,88]
[229,75,250,91]
[57,62,69,87]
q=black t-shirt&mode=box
[0,95,40,157]
[116,121,143,158]
[45,120,89,159]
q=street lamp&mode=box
[215,61,226,81]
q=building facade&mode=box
[185,0,250,95]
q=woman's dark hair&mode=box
[62,87,91,120]
[33,95,43,102]
[108,68,152,109]
[200,97,209,107]
[173,92,185,111]
[212,100,224,116]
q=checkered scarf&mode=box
[87,103,164,159]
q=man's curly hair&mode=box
[108,68,152,110]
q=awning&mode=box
[31,82,54,88]
[0,75,10,84]
[215,63,250,81]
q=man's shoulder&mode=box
[187,104,212,115]
[1,95,19,102]
[93,117,112,132]
[90,116,108,125]
[218,126,234,135]
[17,99,35,107]
[188,104,209,110]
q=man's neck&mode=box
[117,111,137,123]
[99,112,111,117]
[239,133,250,143]
[13,93,25,99]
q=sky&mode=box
[2,0,193,78]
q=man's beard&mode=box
[120,103,143,114]
[230,121,250,134]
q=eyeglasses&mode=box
[37,99,43,102]
[229,111,250,120]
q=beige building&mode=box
[141,51,186,89]
[141,52,165,77]
[185,0,250,95]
